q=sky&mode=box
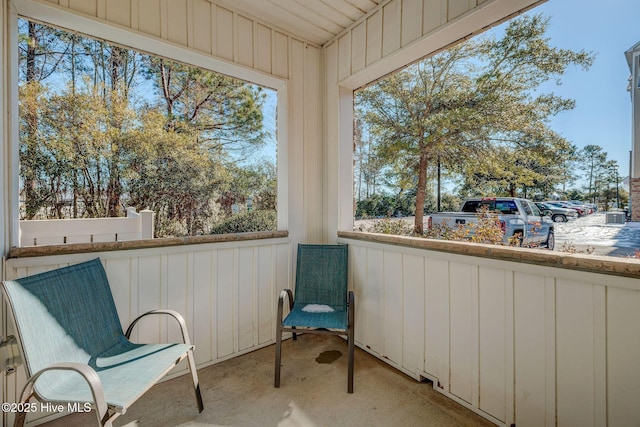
[492,0,638,184]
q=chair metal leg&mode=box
[187,348,204,412]
[347,331,354,393]
[275,292,285,388]
[13,388,34,427]
[16,363,114,426]
[347,290,355,393]
[275,324,283,388]
[14,410,27,427]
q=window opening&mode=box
[18,18,278,245]
[351,7,636,257]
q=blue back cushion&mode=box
[294,244,348,311]
[3,258,125,374]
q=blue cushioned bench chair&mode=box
[1,258,203,427]
[274,244,354,393]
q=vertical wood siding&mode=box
[36,0,298,80]
[3,238,290,425]
[340,237,640,427]
[325,0,538,91]
[337,0,484,83]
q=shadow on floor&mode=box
[41,335,493,427]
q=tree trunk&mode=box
[24,22,39,219]
[414,152,429,234]
[437,155,441,212]
[106,47,126,217]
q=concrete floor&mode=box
[41,335,494,427]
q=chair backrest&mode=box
[2,258,125,376]
[294,244,348,311]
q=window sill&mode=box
[9,230,289,258]
[337,230,640,279]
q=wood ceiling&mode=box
[211,0,383,46]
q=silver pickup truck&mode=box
[427,197,555,249]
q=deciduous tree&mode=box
[356,14,594,233]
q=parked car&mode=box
[544,201,586,217]
[428,197,555,249]
[565,200,595,214]
[535,202,577,222]
[570,200,596,214]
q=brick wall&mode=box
[631,178,640,221]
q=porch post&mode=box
[627,44,640,220]
[0,0,6,254]
[323,43,355,242]
[337,86,354,235]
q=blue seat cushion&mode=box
[33,340,192,413]
[283,307,348,330]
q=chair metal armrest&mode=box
[277,289,296,339]
[278,289,294,311]
[125,309,191,345]
[124,310,203,414]
[19,362,110,427]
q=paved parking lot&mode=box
[356,212,640,258]
[554,212,640,257]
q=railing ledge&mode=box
[337,230,640,279]
[9,230,289,259]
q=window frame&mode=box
[9,3,289,248]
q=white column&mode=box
[337,86,354,234]
[632,50,640,220]
[7,2,19,249]
[1,0,5,253]
[632,51,640,179]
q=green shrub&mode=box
[210,210,276,234]
[356,195,394,218]
[369,218,415,235]
[356,193,415,218]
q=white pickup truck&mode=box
[427,197,555,249]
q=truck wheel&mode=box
[545,229,555,250]
[512,231,523,247]
[552,214,567,222]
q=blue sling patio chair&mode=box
[1,258,203,427]
[274,244,355,393]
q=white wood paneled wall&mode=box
[341,237,640,427]
[38,0,292,79]
[2,238,290,426]
[327,0,547,88]
[337,0,488,81]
